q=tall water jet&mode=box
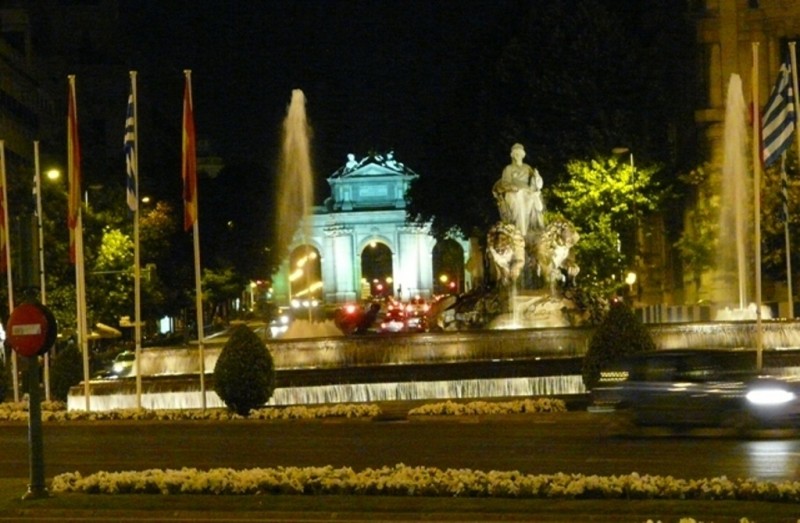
[717,74,752,311]
[275,90,314,263]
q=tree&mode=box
[760,155,800,284]
[552,156,664,295]
[139,201,190,320]
[202,266,246,323]
[49,343,84,402]
[213,325,276,415]
[88,227,134,328]
[582,300,655,390]
[674,164,718,298]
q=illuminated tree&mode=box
[552,156,663,294]
[87,227,134,327]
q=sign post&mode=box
[7,301,57,500]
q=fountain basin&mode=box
[68,321,800,411]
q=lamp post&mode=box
[34,143,60,402]
[612,147,637,278]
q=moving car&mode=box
[591,349,800,431]
[99,350,135,379]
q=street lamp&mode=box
[625,271,637,304]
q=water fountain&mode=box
[67,96,799,412]
[714,74,771,321]
[275,89,314,260]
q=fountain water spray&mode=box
[718,74,753,314]
[275,89,314,263]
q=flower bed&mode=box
[0,398,564,421]
[408,398,567,416]
[0,401,380,422]
[50,464,800,504]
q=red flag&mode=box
[182,72,197,231]
[0,143,7,273]
[67,76,82,263]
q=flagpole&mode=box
[34,140,52,401]
[789,42,800,320]
[791,42,800,174]
[129,71,143,409]
[752,43,764,370]
[0,141,19,403]
[184,70,206,410]
[76,212,90,410]
[193,206,205,411]
[68,75,91,410]
[781,154,793,320]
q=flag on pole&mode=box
[762,56,796,168]
[182,72,197,231]
[125,83,137,212]
[67,76,82,263]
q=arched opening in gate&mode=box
[288,245,322,305]
[432,238,464,295]
[361,241,394,299]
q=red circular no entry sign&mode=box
[6,302,57,357]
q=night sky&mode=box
[106,1,690,277]
[120,1,526,179]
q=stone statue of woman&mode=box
[492,143,544,239]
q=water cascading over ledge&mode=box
[68,321,800,411]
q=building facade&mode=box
[689,1,800,311]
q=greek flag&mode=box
[762,57,795,168]
[124,88,137,211]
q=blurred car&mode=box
[334,302,381,334]
[103,350,135,378]
[379,307,406,333]
[403,297,430,332]
[591,349,800,431]
[202,321,272,345]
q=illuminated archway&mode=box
[272,152,469,306]
[361,241,394,299]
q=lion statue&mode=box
[530,218,580,295]
[486,222,526,287]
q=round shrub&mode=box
[213,325,276,415]
[582,299,655,390]
[49,344,84,402]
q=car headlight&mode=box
[746,388,796,406]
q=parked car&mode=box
[591,349,800,431]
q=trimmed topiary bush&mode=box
[50,344,84,402]
[582,299,655,390]
[213,325,276,415]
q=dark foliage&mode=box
[49,344,84,402]
[0,354,9,402]
[582,299,655,389]
[213,325,276,415]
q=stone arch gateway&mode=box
[272,152,470,305]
